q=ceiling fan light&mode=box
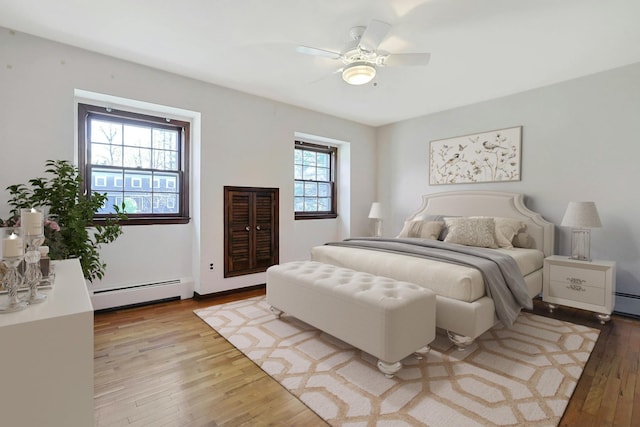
[342,62,376,85]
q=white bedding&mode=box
[310,243,543,304]
[493,247,544,276]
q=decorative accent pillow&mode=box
[513,232,531,248]
[494,217,527,248]
[397,220,444,240]
[444,217,498,248]
[468,216,526,249]
[414,214,455,240]
[419,221,445,240]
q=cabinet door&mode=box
[224,186,279,277]
[225,189,253,275]
[253,190,278,270]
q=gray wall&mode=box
[378,62,640,314]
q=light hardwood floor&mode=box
[94,289,639,426]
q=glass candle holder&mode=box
[1,256,28,313]
[1,228,28,313]
[21,208,47,304]
[23,234,47,304]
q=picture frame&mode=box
[429,126,522,185]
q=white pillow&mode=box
[397,220,444,240]
[444,217,498,248]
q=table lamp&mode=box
[560,201,602,261]
[368,202,383,237]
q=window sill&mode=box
[93,217,190,226]
[295,213,338,220]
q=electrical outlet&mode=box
[209,263,214,271]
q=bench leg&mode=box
[447,330,475,351]
[269,306,283,318]
[413,345,431,360]
[377,360,402,378]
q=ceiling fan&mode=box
[296,19,430,85]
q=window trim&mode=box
[78,103,190,225]
[294,140,338,220]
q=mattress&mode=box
[310,244,543,303]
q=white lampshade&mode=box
[342,62,376,85]
[561,202,602,229]
[368,202,382,219]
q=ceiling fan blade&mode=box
[296,45,342,60]
[383,52,431,67]
[359,20,391,52]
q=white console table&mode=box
[0,259,94,427]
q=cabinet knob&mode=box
[245,226,250,231]
[567,277,586,285]
[567,283,586,292]
[256,225,261,231]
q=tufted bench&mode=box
[266,261,436,377]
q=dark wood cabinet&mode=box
[224,186,279,277]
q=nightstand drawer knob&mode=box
[567,283,586,292]
[567,277,586,285]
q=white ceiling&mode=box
[1,0,639,127]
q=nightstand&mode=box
[542,255,616,324]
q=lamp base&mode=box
[568,255,592,262]
[373,220,383,238]
[570,229,592,262]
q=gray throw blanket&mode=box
[325,238,532,328]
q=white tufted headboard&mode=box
[405,191,555,257]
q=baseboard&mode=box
[193,284,265,300]
[94,296,181,313]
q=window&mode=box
[166,176,176,189]
[78,103,190,225]
[294,141,337,220]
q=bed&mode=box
[310,190,554,349]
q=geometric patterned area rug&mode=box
[195,296,599,427]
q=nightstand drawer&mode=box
[548,280,605,306]
[543,256,616,320]
[549,264,606,289]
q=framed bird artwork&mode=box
[429,126,522,185]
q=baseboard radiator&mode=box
[90,277,194,311]
[614,292,640,319]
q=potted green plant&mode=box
[3,160,126,282]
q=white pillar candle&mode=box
[23,208,43,236]
[2,233,24,258]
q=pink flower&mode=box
[45,219,60,232]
